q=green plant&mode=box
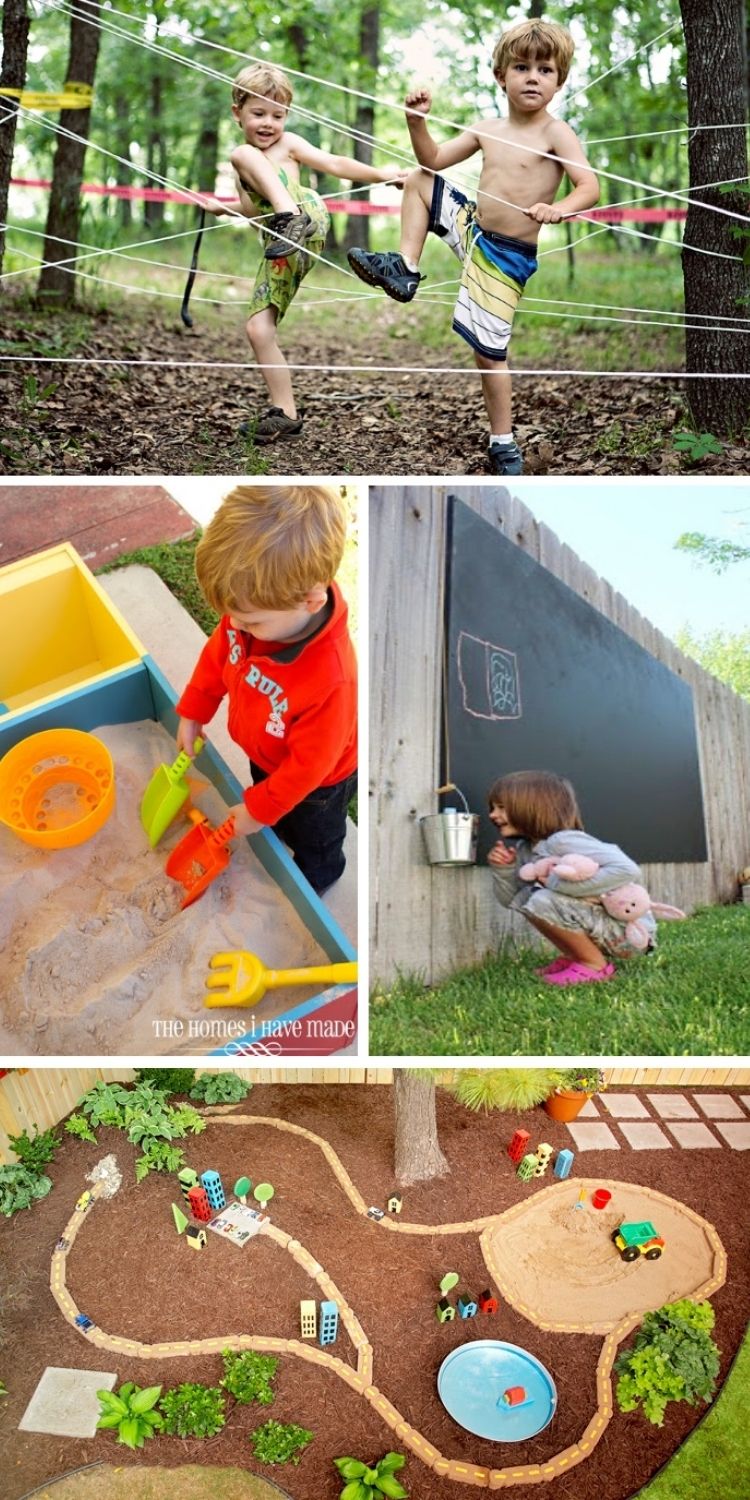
[134,1068,196,1096]
[249,1418,313,1465]
[97,1382,163,1448]
[554,1067,607,1094]
[0,1163,53,1216]
[134,1139,186,1182]
[674,430,724,462]
[21,374,58,414]
[615,1300,720,1427]
[65,1113,98,1143]
[221,1349,277,1406]
[0,1380,7,1398]
[334,1451,408,1498]
[7,1125,60,1174]
[189,1072,252,1105]
[77,1080,130,1128]
[159,1382,225,1438]
[447,1068,565,1113]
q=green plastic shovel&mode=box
[140,737,204,847]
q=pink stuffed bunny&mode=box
[519,854,599,883]
[599,883,686,950]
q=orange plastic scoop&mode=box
[165,810,235,908]
[204,951,359,1008]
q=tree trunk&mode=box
[393,1072,449,1186]
[0,0,31,281]
[144,68,166,230]
[113,92,132,229]
[37,0,101,306]
[678,0,749,433]
[342,7,379,254]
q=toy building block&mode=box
[367,1206,385,1220]
[201,1170,226,1211]
[517,1154,537,1182]
[178,1167,199,1203]
[503,1386,527,1406]
[187,1185,212,1222]
[319,1300,339,1346]
[439,1272,459,1296]
[533,1143,554,1177]
[234,1176,252,1204]
[507,1129,530,1164]
[387,1193,403,1214]
[554,1148,574,1180]
[172,1203,188,1235]
[75,1190,93,1213]
[457,1295,478,1319]
[478,1290,499,1315]
[436,1299,456,1324]
[300,1300,317,1339]
[186,1225,207,1250]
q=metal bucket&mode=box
[420,809,479,866]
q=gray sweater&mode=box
[491,828,642,912]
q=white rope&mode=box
[561,22,682,106]
[0,352,746,378]
[586,122,750,145]
[44,0,750,226]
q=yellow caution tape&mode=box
[0,82,93,109]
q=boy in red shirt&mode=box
[176,484,357,894]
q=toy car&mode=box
[612,1219,665,1262]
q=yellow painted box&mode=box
[0,543,145,717]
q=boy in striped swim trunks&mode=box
[348,20,599,474]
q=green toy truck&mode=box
[612,1220,665,1262]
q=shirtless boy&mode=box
[347,19,599,474]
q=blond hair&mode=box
[487,769,584,842]
[232,63,293,111]
[195,485,347,614]
[492,19,575,87]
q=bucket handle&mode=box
[436,782,470,815]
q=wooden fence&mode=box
[2,1065,749,1164]
[371,485,750,982]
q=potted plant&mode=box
[543,1067,606,1123]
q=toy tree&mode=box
[234,1176,252,1205]
[253,1183,274,1209]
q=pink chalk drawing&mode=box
[457,631,522,721]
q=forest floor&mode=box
[1,1084,749,1500]
[0,274,746,478]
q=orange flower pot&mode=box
[543,1089,592,1123]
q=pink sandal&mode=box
[535,956,571,978]
[542,961,615,987]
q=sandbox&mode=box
[484,1179,725,1333]
[0,719,338,1056]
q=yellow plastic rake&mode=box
[203,951,358,1008]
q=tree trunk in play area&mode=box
[394,1071,449,1185]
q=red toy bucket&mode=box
[592,1189,612,1210]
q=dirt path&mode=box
[24,1464,292,1499]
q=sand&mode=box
[486,1178,724,1332]
[0,720,334,1056]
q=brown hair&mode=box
[232,64,293,111]
[487,769,584,841]
[492,20,575,87]
[195,485,347,614]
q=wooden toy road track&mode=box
[49,1114,727,1490]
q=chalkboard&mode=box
[442,496,708,864]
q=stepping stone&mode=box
[567,1122,620,1151]
[666,1122,721,1149]
[646,1093,698,1119]
[694,1094,744,1119]
[713,1122,750,1150]
[739,1096,750,1113]
[600,1093,650,1118]
[578,1098,600,1117]
[19,1367,117,1438]
[618,1122,672,1150]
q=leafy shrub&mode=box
[250,1418,313,1465]
[65,1113,98,1144]
[615,1299,720,1426]
[96,1382,163,1448]
[134,1140,186,1183]
[334,1452,408,1498]
[189,1073,252,1105]
[8,1126,60,1173]
[134,1068,196,1096]
[0,1163,53,1216]
[78,1081,130,1128]
[221,1349,277,1405]
[71,1080,205,1180]
[159,1382,225,1438]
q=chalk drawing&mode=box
[457,631,522,721]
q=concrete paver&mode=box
[600,1093,650,1118]
[713,1122,750,1150]
[618,1122,672,1150]
[578,1098,600,1117]
[19,1367,117,1437]
[666,1122,721,1149]
[646,1094,698,1119]
[567,1122,621,1151]
[694,1095,745,1119]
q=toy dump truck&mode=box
[612,1220,665,1262]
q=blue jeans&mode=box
[249,760,357,894]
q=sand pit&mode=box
[0,721,336,1056]
[485,1179,726,1333]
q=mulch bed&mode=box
[0,300,746,477]
[1,1083,748,1500]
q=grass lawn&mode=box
[370,905,750,1056]
[633,1329,750,1500]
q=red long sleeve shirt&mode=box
[176,582,357,826]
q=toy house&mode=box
[300,1300,317,1339]
[319,1300,339,1346]
[478,1290,498,1315]
[457,1295,478,1319]
[507,1129,530,1164]
[554,1148,574,1180]
[178,1168,198,1203]
[186,1226,207,1251]
[387,1193,403,1214]
[200,1170,226,1211]
[187,1185,212,1222]
[436,1299,456,1324]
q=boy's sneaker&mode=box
[239,407,304,444]
[263,211,317,260]
[347,249,423,303]
[488,440,524,476]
